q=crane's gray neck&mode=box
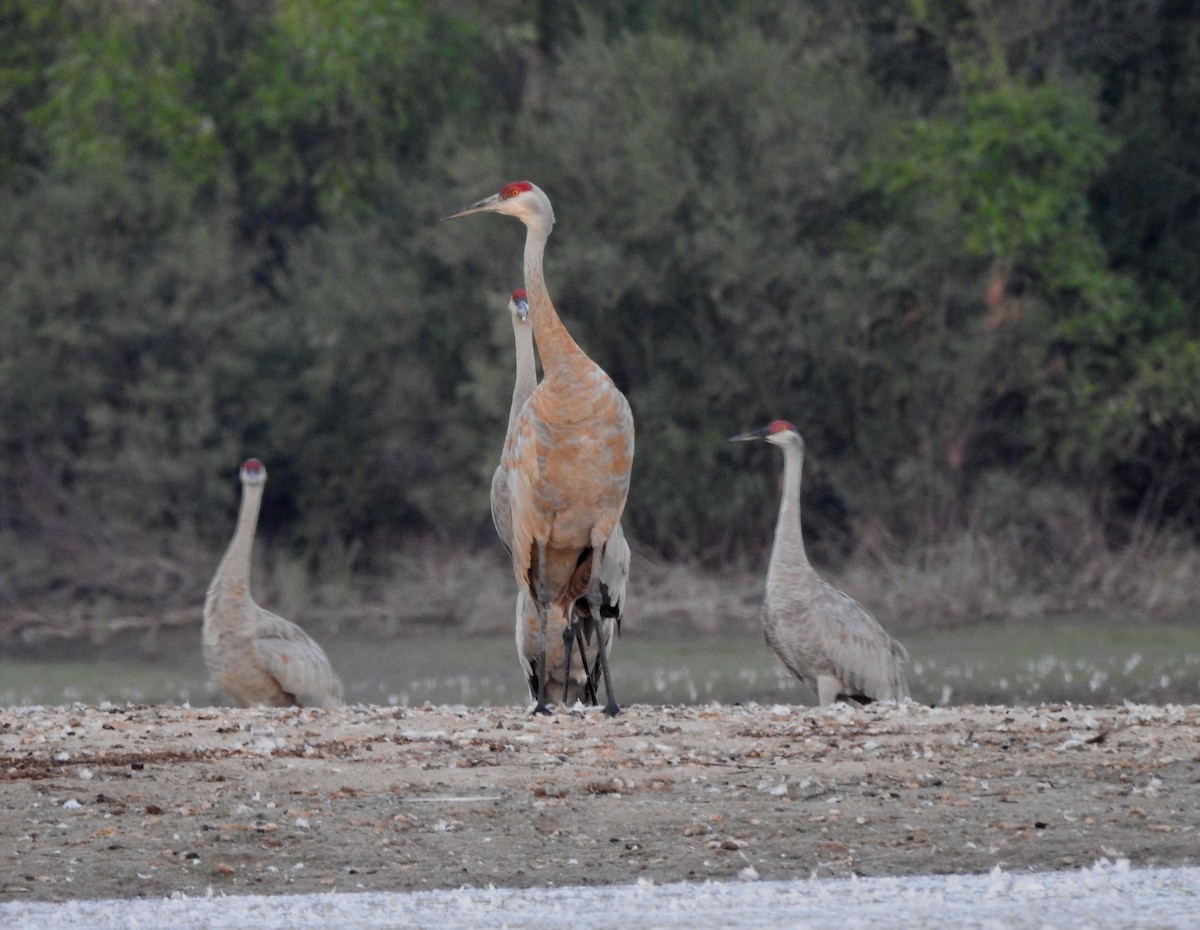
[771,437,811,574]
[507,314,537,434]
[522,218,587,380]
[216,481,262,592]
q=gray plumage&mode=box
[490,290,535,557]
[203,459,344,708]
[731,421,909,705]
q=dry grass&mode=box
[5,515,1200,646]
[837,523,1200,632]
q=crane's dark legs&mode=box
[529,547,618,714]
[587,592,619,716]
[596,650,619,715]
[532,573,551,715]
[585,645,603,703]
[560,599,612,711]
[561,623,576,704]
[578,624,600,705]
[527,546,553,715]
[561,616,597,705]
[570,619,600,705]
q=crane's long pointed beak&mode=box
[515,298,529,322]
[728,427,769,442]
[443,192,503,221]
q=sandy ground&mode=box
[1,701,1197,903]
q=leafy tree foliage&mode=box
[2,0,1199,609]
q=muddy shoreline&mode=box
[2,701,1197,902]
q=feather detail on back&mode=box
[492,287,628,706]
[733,423,908,705]
[203,461,344,708]
[447,181,632,714]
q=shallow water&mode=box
[2,618,1197,708]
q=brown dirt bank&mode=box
[1,701,1197,903]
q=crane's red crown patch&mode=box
[501,181,533,199]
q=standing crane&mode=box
[203,459,344,708]
[561,519,629,705]
[489,288,582,703]
[730,421,909,705]
[490,289,535,563]
[447,181,634,715]
[491,288,630,707]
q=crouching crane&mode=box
[203,459,344,708]
[730,421,909,705]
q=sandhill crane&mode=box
[490,287,629,707]
[203,459,344,708]
[730,421,909,705]
[490,289,534,557]
[513,528,629,707]
[488,288,579,702]
[447,181,634,715]
[560,520,629,702]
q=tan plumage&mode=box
[731,421,909,705]
[490,288,628,706]
[514,522,629,706]
[488,289,575,701]
[203,459,344,708]
[448,181,634,715]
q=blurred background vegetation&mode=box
[2,0,1199,642]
